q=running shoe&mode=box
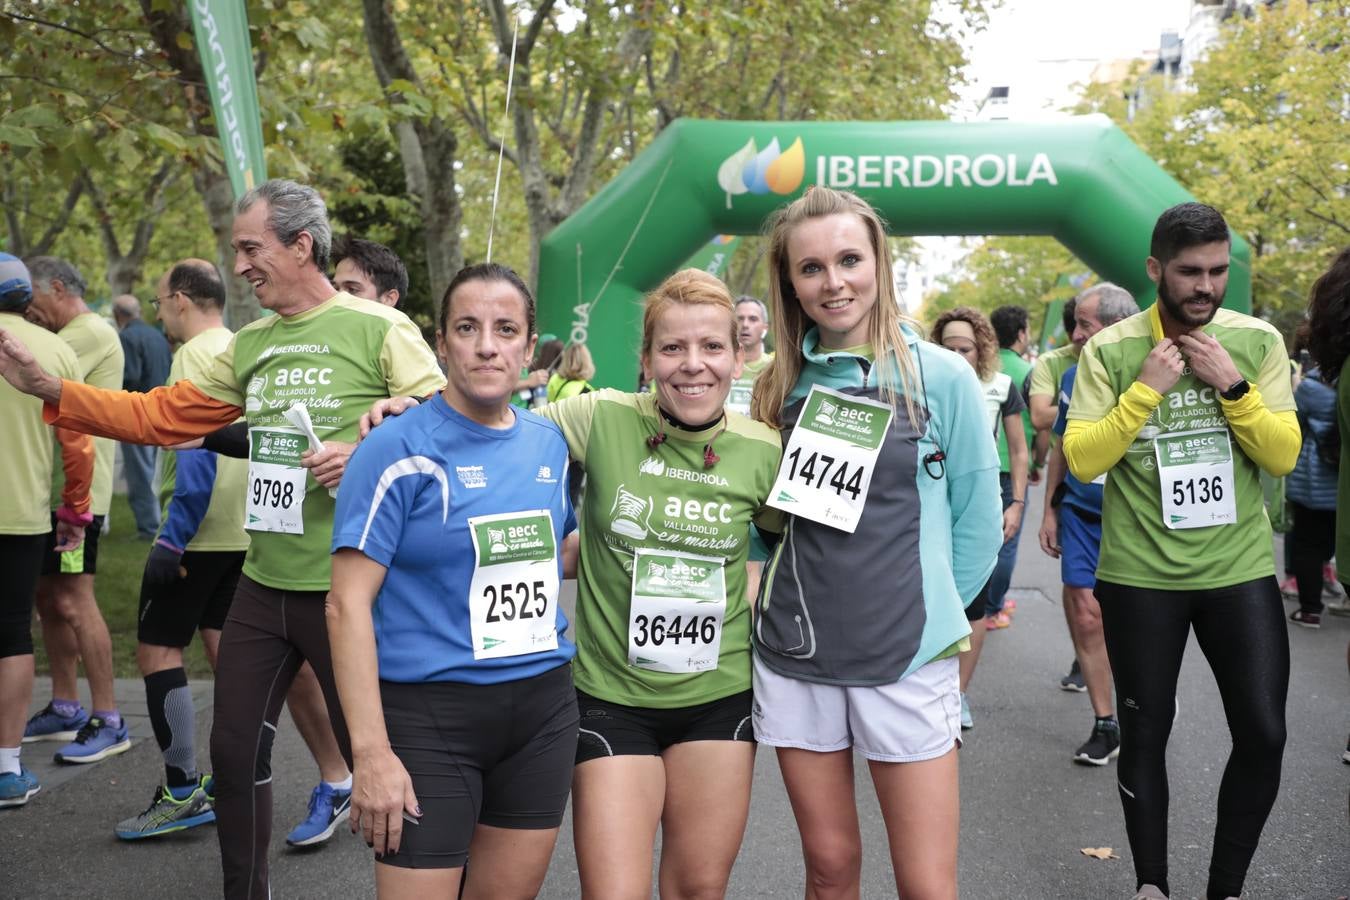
[1323,563,1342,598]
[959,693,973,730]
[985,610,1011,630]
[1060,659,1087,693]
[1132,886,1168,900]
[286,783,352,847]
[1003,598,1018,614]
[1277,575,1298,601]
[115,778,215,840]
[1073,719,1120,766]
[1326,595,1350,617]
[53,716,131,764]
[23,702,88,743]
[0,767,40,808]
[1288,608,1321,629]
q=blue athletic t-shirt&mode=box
[332,395,576,684]
[1053,365,1103,517]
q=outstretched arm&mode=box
[45,379,242,446]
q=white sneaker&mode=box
[1132,886,1168,900]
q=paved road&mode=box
[5,488,1348,899]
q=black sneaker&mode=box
[1073,719,1120,766]
[1060,659,1086,693]
[1289,609,1321,629]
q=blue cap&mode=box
[0,252,32,312]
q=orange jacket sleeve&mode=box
[55,425,95,516]
[44,379,243,446]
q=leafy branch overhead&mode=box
[3,0,993,323]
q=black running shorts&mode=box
[137,550,245,647]
[575,688,754,764]
[377,663,579,869]
[40,513,104,576]
[0,533,48,659]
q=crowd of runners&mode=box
[0,179,1346,900]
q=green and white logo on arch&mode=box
[539,115,1251,390]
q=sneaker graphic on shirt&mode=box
[610,484,652,540]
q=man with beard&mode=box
[1063,203,1300,900]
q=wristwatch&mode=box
[1220,379,1250,402]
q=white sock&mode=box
[324,774,353,791]
[0,746,21,776]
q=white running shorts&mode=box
[751,654,961,762]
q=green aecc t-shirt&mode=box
[540,390,781,708]
[1068,307,1295,590]
[192,293,445,591]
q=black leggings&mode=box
[210,575,351,900]
[1096,577,1288,900]
[1287,501,1335,614]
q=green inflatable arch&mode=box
[537,114,1251,390]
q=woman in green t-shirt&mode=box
[362,269,783,898]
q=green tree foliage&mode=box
[922,236,1086,332]
[4,0,996,326]
[1168,0,1348,339]
[931,1,1347,345]
[0,4,215,298]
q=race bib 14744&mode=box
[767,385,892,533]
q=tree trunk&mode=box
[362,0,463,302]
[196,165,259,329]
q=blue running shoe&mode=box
[286,783,352,847]
[54,716,131,764]
[959,692,974,730]
[23,702,88,743]
[115,780,215,839]
[0,767,41,807]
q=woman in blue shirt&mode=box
[327,263,578,899]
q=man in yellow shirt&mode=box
[0,254,93,807]
[21,256,129,764]
[1063,203,1299,900]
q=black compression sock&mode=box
[144,666,198,788]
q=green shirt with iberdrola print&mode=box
[1067,305,1295,590]
[540,390,781,709]
[191,293,444,591]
